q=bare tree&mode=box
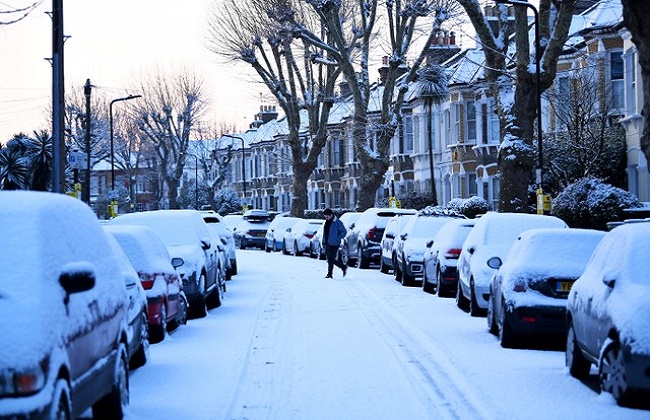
[207,0,340,216]
[544,66,626,195]
[292,0,462,210]
[132,70,208,209]
[457,0,576,212]
[622,0,650,169]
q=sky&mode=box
[0,0,266,141]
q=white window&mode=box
[624,50,637,115]
[610,51,624,111]
[403,113,414,153]
[466,101,477,143]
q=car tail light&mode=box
[521,315,536,323]
[513,282,527,293]
[366,228,377,241]
[444,248,462,259]
[304,233,314,239]
[140,272,154,290]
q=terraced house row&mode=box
[189,0,645,212]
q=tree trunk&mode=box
[622,0,650,167]
[291,164,310,217]
[166,177,179,209]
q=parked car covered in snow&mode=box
[566,221,650,406]
[202,210,238,278]
[265,216,301,252]
[457,212,567,317]
[233,210,270,250]
[111,209,222,318]
[104,231,149,368]
[103,224,188,344]
[422,218,476,297]
[0,191,130,419]
[394,211,464,286]
[379,214,414,274]
[283,219,324,256]
[341,207,417,268]
[487,228,605,348]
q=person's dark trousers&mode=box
[326,244,346,276]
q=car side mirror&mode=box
[201,239,211,250]
[59,262,96,313]
[286,228,292,232]
[349,223,355,229]
[400,233,407,240]
[468,246,475,255]
[602,278,616,288]
[59,263,96,295]
[386,233,394,239]
[487,257,502,269]
[426,240,434,248]
[171,257,184,268]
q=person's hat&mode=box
[323,208,333,216]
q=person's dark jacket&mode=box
[323,217,347,247]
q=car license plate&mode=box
[557,281,573,292]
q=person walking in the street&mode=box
[322,208,347,279]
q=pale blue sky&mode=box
[0,0,263,140]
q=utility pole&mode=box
[84,79,92,204]
[51,0,65,193]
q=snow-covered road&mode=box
[125,250,649,419]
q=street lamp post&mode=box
[222,134,246,204]
[181,152,199,209]
[495,0,544,204]
[109,94,142,191]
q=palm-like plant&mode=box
[26,130,53,191]
[0,145,30,190]
[414,65,449,206]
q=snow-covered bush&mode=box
[551,177,642,230]
[212,188,242,215]
[445,196,489,219]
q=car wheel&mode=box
[309,244,316,259]
[295,241,303,256]
[566,322,590,379]
[231,260,238,275]
[469,281,486,317]
[394,260,403,283]
[178,294,188,326]
[379,258,389,274]
[49,379,71,420]
[499,304,518,348]
[190,291,208,319]
[357,245,370,269]
[206,274,223,310]
[437,269,451,298]
[401,261,414,286]
[240,240,247,250]
[92,343,129,419]
[129,311,149,370]
[149,304,167,344]
[282,240,290,255]
[456,280,470,311]
[422,267,435,293]
[265,242,271,253]
[599,339,632,405]
[487,294,498,335]
[340,247,348,266]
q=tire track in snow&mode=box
[341,278,502,420]
[223,276,294,420]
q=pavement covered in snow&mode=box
[125,250,649,420]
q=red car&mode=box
[104,224,188,343]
